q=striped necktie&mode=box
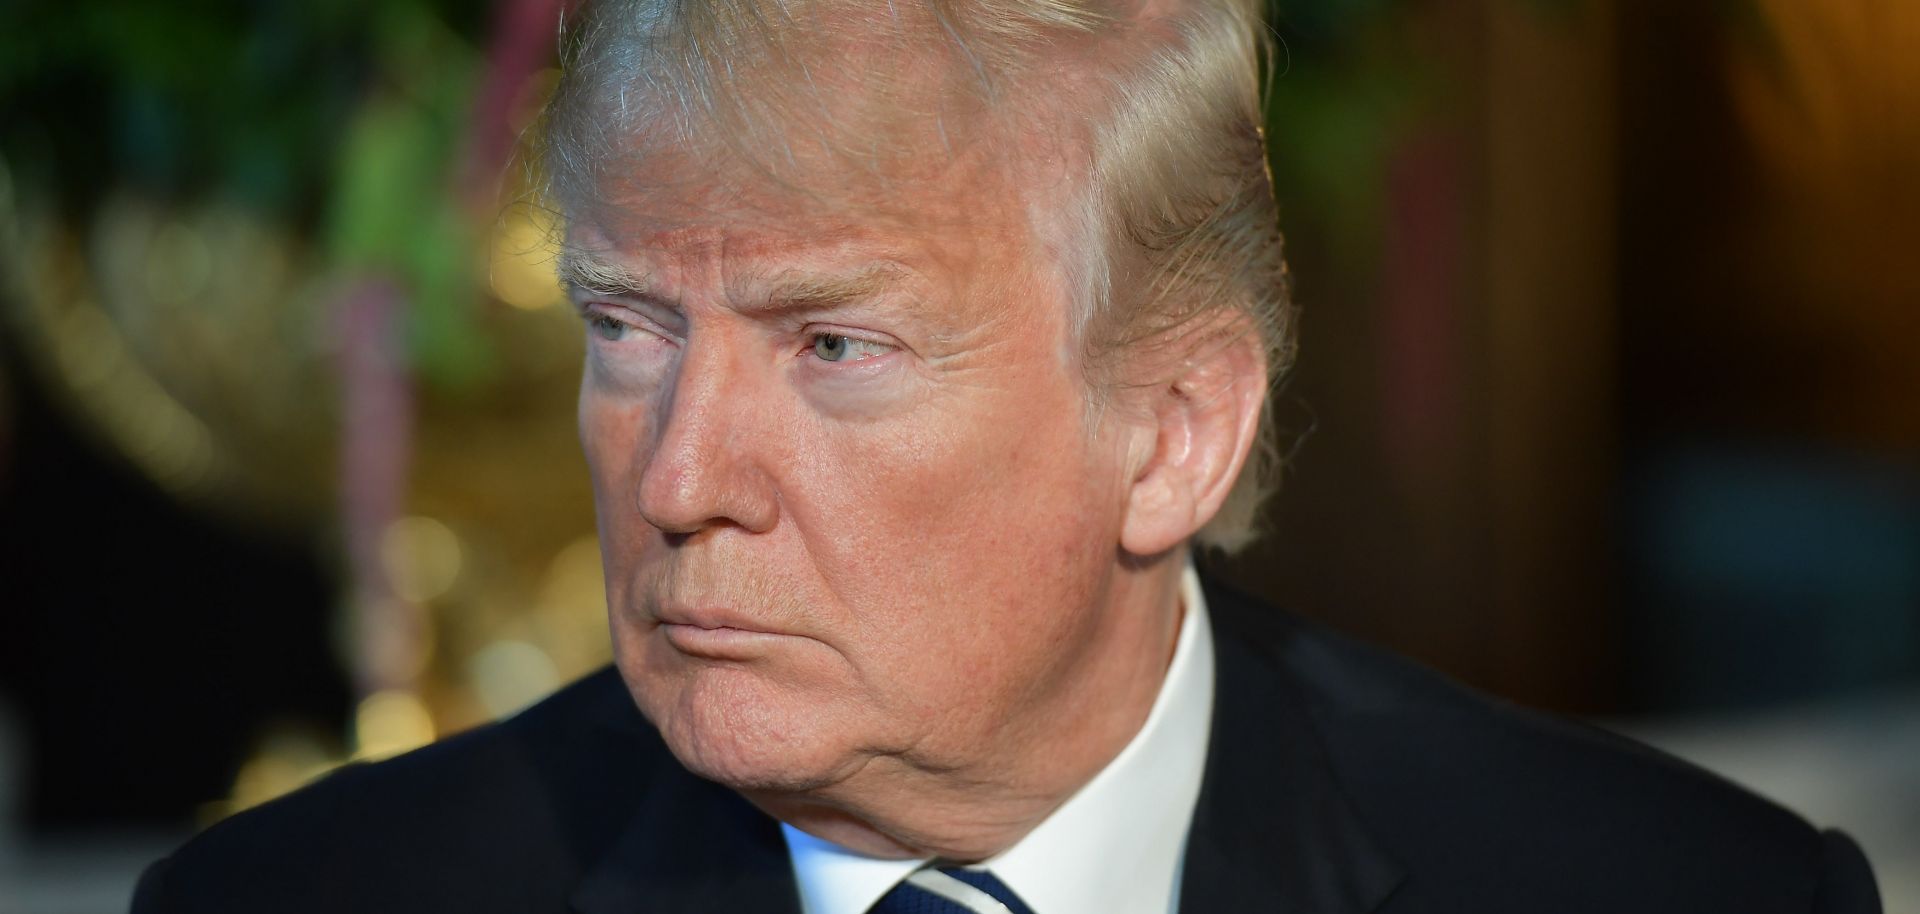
[868,866,1037,914]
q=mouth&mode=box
[658,622,798,660]
[651,602,801,660]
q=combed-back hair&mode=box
[541,0,1293,553]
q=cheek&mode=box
[806,401,1117,721]
[578,369,666,558]
[579,394,637,496]
[797,357,1117,623]
[578,335,678,461]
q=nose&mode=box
[634,332,781,538]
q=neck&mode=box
[751,553,1188,861]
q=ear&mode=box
[1120,313,1267,557]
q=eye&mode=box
[585,311,634,342]
[810,333,893,363]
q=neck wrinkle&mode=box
[764,552,1189,862]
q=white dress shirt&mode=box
[782,563,1217,914]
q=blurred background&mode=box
[0,0,1914,910]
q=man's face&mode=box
[572,141,1147,796]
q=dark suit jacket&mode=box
[133,579,1883,912]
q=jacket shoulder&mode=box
[1203,578,1882,913]
[134,667,662,914]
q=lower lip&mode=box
[660,623,792,660]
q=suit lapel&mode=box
[570,746,801,914]
[1180,579,1405,913]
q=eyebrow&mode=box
[557,252,659,301]
[558,252,915,317]
[754,263,914,315]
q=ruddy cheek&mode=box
[580,361,672,520]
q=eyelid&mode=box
[584,302,681,343]
[803,324,899,352]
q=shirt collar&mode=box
[781,826,922,914]
[782,562,1217,914]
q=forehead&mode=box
[563,83,1058,239]
[558,219,929,311]
[557,115,1074,309]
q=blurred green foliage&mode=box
[0,0,494,389]
[1265,0,1432,259]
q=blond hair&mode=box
[541,0,1293,552]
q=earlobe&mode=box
[1119,319,1265,558]
[1120,388,1200,556]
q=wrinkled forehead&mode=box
[554,153,1050,327]
[548,111,1082,315]
[558,127,1028,255]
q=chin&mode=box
[629,661,863,795]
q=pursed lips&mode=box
[652,605,801,660]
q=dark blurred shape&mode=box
[1628,445,1920,710]
[1228,0,1625,713]
[0,0,593,842]
[1615,0,1920,711]
[1223,0,1918,720]
[0,352,351,828]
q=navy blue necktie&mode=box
[868,866,1037,914]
